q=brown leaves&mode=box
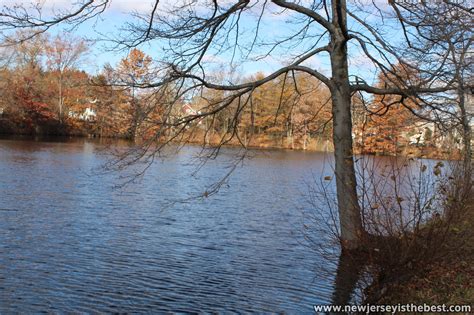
[117,48,153,85]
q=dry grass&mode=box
[365,192,473,306]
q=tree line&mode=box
[0,33,164,138]
[0,33,463,160]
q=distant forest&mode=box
[0,32,463,159]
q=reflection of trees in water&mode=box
[331,253,364,306]
[302,203,366,308]
[304,245,367,312]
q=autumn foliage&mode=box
[354,66,434,156]
[0,32,136,137]
[0,34,459,158]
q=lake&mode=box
[0,137,437,313]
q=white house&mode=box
[406,122,436,145]
[68,107,97,121]
[79,107,97,121]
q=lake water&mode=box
[0,137,438,313]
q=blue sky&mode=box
[4,0,401,85]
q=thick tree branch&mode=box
[272,0,334,33]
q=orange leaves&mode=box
[23,100,56,122]
[355,63,422,155]
[117,48,153,85]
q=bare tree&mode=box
[45,33,88,123]
[115,48,154,140]
[389,1,473,183]
[1,0,469,249]
[2,30,46,72]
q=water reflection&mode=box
[0,137,339,313]
[332,253,364,306]
[0,136,441,313]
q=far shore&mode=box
[0,132,461,161]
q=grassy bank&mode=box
[365,189,473,306]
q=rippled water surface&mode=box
[0,137,344,313]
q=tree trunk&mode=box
[458,84,472,187]
[330,0,364,250]
[58,73,63,124]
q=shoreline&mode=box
[364,199,473,307]
[0,132,462,161]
